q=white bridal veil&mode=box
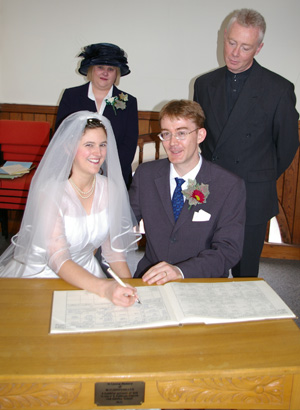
[0,111,140,276]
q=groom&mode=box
[129,99,246,284]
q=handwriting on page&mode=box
[55,287,174,331]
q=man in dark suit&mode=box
[129,100,246,284]
[194,8,299,277]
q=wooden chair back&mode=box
[0,120,49,163]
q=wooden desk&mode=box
[1,278,300,410]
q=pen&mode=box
[107,267,142,304]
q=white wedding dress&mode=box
[0,175,119,278]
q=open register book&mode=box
[50,280,296,334]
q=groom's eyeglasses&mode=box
[158,128,199,141]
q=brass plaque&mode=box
[95,381,145,406]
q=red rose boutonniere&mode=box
[182,179,210,209]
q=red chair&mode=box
[0,120,50,237]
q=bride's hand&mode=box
[104,281,138,307]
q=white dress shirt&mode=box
[88,82,113,115]
[169,154,202,278]
[169,155,202,199]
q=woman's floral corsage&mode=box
[105,93,128,115]
[182,179,210,209]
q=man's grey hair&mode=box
[227,8,266,44]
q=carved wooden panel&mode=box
[0,383,81,408]
[157,375,291,406]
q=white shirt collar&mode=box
[169,155,202,198]
[88,82,113,115]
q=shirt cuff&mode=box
[175,266,184,278]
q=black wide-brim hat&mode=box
[78,43,130,77]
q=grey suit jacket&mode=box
[194,60,299,225]
[129,158,246,278]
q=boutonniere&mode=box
[105,93,128,115]
[182,179,210,209]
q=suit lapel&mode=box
[81,83,97,111]
[103,85,119,120]
[153,159,213,229]
[207,67,228,134]
[173,159,212,230]
[154,161,175,225]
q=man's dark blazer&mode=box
[129,157,246,278]
[194,60,299,225]
[55,83,138,187]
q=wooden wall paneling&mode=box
[46,114,56,124]
[277,202,292,243]
[34,114,47,122]
[276,174,283,201]
[44,115,56,137]
[22,113,35,121]
[10,113,22,120]
[261,242,300,259]
[262,124,300,259]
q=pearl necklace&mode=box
[69,176,96,199]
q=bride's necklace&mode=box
[69,176,96,199]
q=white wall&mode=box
[0,0,299,112]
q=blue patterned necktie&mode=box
[172,178,185,222]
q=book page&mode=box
[50,286,178,334]
[165,281,296,324]
[0,161,33,175]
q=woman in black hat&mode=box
[55,43,138,188]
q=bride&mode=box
[0,111,140,306]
